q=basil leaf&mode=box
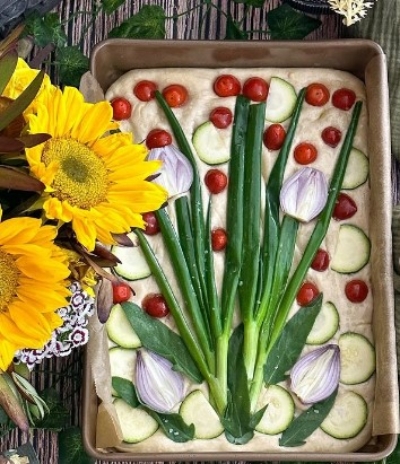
[101,0,125,14]
[57,46,89,88]
[264,293,322,385]
[267,4,321,40]
[149,411,195,443]
[111,377,139,408]
[108,5,166,39]
[279,388,338,447]
[121,302,203,383]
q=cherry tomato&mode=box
[146,128,172,149]
[211,228,228,251]
[162,84,188,107]
[142,293,170,318]
[305,83,330,106]
[333,193,357,220]
[332,88,356,111]
[311,249,330,272]
[296,282,319,306]
[205,169,228,194]
[345,279,369,303]
[134,80,158,101]
[294,142,318,165]
[321,126,342,148]
[209,107,233,129]
[263,124,286,151]
[111,97,132,120]
[213,74,241,97]
[142,212,160,235]
[242,77,269,102]
[112,281,132,304]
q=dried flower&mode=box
[327,0,376,26]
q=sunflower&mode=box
[25,86,167,251]
[0,211,71,372]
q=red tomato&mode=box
[242,77,269,102]
[112,281,132,304]
[213,74,241,97]
[311,249,330,272]
[204,169,228,194]
[111,97,132,120]
[146,128,172,149]
[142,212,160,235]
[263,124,286,150]
[345,279,369,303]
[142,293,170,318]
[294,142,318,165]
[162,84,188,107]
[321,126,342,148]
[296,282,319,306]
[333,193,357,220]
[332,88,356,111]
[305,83,330,106]
[211,228,227,251]
[134,80,158,101]
[209,107,233,129]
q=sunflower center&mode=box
[0,249,19,312]
[42,138,109,209]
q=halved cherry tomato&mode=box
[142,212,160,235]
[213,74,241,97]
[111,97,132,120]
[332,88,356,111]
[321,126,342,148]
[345,279,368,303]
[294,142,318,165]
[146,128,172,149]
[211,228,227,251]
[311,249,330,272]
[205,169,228,194]
[333,193,357,220]
[134,80,158,101]
[305,83,330,106]
[242,77,269,102]
[142,293,170,318]
[263,124,286,150]
[296,282,319,306]
[209,107,233,129]
[112,281,132,304]
[162,84,188,107]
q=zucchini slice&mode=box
[179,390,224,439]
[114,399,158,443]
[109,347,136,396]
[255,385,295,435]
[306,301,339,345]
[111,234,151,281]
[106,304,141,349]
[330,224,371,274]
[192,121,231,165]
[265,77,297,123]
[339,332,376,385]
[321,391,368,439]
[342,148,369,190]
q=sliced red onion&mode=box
[147,145,193,198]
[135,349,185,413]
[280,167,328,222]
[290,344,340,405]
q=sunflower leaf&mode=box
[57,46,89,88]
[267,4,321,40]
[0,51,18,95]
[0,166,44,192]
[0,136,24,153]
[108,5,166,39]
[17,133,51,148]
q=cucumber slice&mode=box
[306,301,339,345]
[192,121,230,165]
[321,391,368,439]
[111,233,151,281]
[342,148,369,190]
[255,385,295,435]
[106,304,141,349]
[339,332,375,385]
[109,347,136,396]
[179,390,224,439]
[331,224,371,274]
[114,399,158,443]
[265,77,297,123]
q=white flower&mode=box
[327,0,376,26]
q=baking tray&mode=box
[83,38,399,462]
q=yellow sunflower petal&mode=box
[0,218,41,245]
[0,339,17,372]
[71,100,114,144]
[0,313,46,349]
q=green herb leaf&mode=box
[31,388,69,431]
[267,4,321,40]
[279,388,338,447]
[108,5,166,39]
[101,0,125,14]
[224,15,248,40]
[25,11,68,48]
[264,294,323,384]
[149,411,195,442]
[111,377,139,408]
[57,46,89,88]
[59,426,95,464]
[0,51,17,95]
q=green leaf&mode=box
[149,411,195,442]
[111,377,139,408]
[101,0,125,14]
[57,46,89,88]
[279,388,338,447]
[108,5,166,39]
[59,426,95,464]
[31,388,69,431]
[0,51,18,95]
[264,294,322,384]
[387,436,400,464]
[25,11,68,48]
[267,4,321,40]
[225,15,248,40]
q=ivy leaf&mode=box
[149,411,195,442]
[225,15,248,40]
[57,46,89,88]
[108,5,166,39]
[111,377,139,408]
[25,11,67,48]
[101,0,125,15]
[59,427,95,464]
[267,4,321,40]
